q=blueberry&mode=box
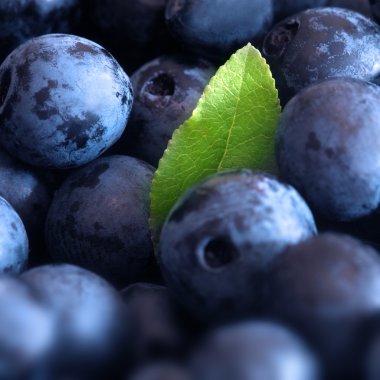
[165,0,274,60]
[261,233,380,379]
[45,155,158,286]
[0,275,56,380]
[21,263,128,379]
[113,55,216,167]
[327,0,371,18]
[263,7,380,104]
[190,321,319,380]
[0,0,81,63]
[0,196,28,274]
[93,0,178,72]
[276,77,380,221]
[0,33,133,169]
[121,282,189,369]
[159,169,316,323]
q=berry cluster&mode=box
[1,1,380,380]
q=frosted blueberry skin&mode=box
[263,7,380,104]
[0,275,56,380]
[21,263,128,380]
[113,55,216,167]
[159,170,317,323]
[276,78,380,221]
[0,0,80,63]
[0,33,133,169]
[45,155,158,287]
[190,321,319,380]
[261,233,380,380]
[121,282,190,369]
[0,196,28,274]
[165,0,274,60]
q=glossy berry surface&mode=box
[0,0,80,63]
[0,196,28,274]
[276,77,380,221]
[121,282,188,368]
[0,275,56,380]
[45,155,157,286]
[115,55,215,167]
[21,263,128,379]
[263,7,380,103]
[159,170,316,323]
[190,321,319,380]
[262,233,380,379]
[165,0,274,60]
[0,33,133,169]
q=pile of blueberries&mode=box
[3,0,380,379]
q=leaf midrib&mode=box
[216,49,249,172]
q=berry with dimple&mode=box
[159,169,316,323]
[276,77,380,221]
[190,321,320,380]
[114,55,215,167]
[0,33,133,169]
[45,155,157,286]
[263,7,380,104]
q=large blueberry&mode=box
[0,33,133,168]
[159,170,316,323]
[114,55,216,167]
[0,275,56,380]
[276,78,380,221]
[21,263,128,379]
[263,7,380,103]
[165,0,274,60]
[0,196,28,274]
[190,321,320,380]
[261,233,380,379]
[45,155,157,286]
[0,0,81,63]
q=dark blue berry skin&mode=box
[92,0,178,73]
[263,7,380,104]
[121,282,189,369]
[21,263,128,380]
[190,321,319,380]
[276,78,380,221]
[274,0,328,22]
[165,0,274,61]
[129,363,190,380]
[113,55,216,167]
[45,155,158,287]
[159,170,317,323]
[0,148,54,263]
[0,196,28,274]
[0,275,56,380]
[0,33,133,169]
[261,233,380,380]
[0,0,81,63]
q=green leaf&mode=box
[150,43,281,244]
